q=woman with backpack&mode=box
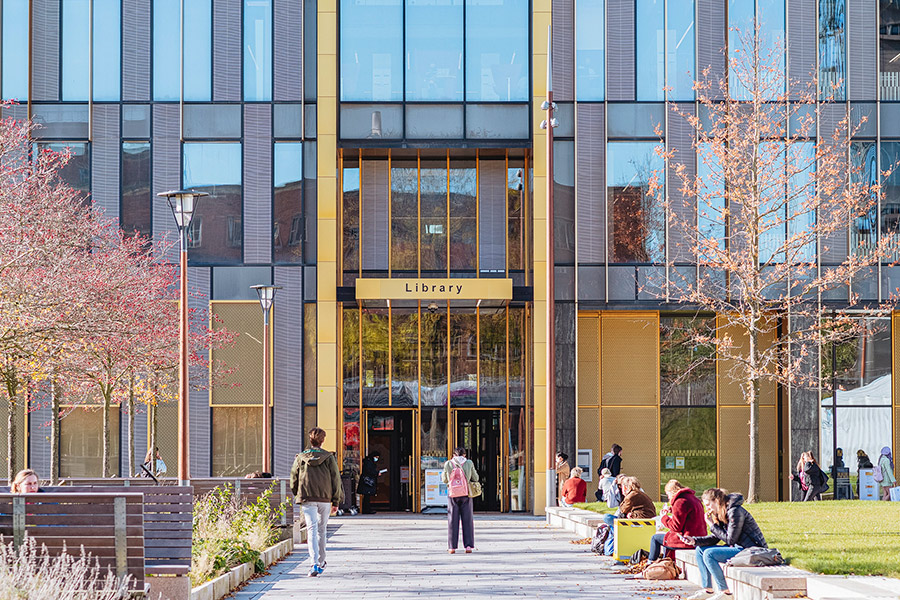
[877,446,895,500]
[790,451,828,501]
[442,447,480,554]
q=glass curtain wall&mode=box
[881,0,900,100]
[728,0,785,100]
[121,142,152,240]
[183,143,242,264]
[274,143,304,263]
[154,0,212,101]
[1,0,29,100]
[575,0,605,100]
[607,142,665,263]
[244,0,273,101]
[819,0,846,100]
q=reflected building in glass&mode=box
[2,0,899,511]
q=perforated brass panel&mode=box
[577,407,601,478]
[601,314,659,406]
[211,302,268,406]
[717,406,777,501]
[716,317,777,406]
[0,400,26,474]
[894,313,899,407]
[601,406,660,499]
[578,315,600,407]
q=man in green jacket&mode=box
[290,427,343,577]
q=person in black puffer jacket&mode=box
[681,489,767,600]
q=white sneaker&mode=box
[685,591,714,600]
[707,592,732,600]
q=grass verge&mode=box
[575,500,900,577]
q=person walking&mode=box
[560,467,587,507]
[682,488,767,600]
[597,444,623,479]
[442,447,479,554]
[877,446,895,500]
[790,451,829,501]
[290,427,343,577]
[357,450,381,514]
[648,479,707,562]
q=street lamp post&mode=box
[158,189,208,483]
[251,284,281,474]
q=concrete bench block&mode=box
[724,565,809,592]
[806,576,900,599]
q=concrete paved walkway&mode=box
[234,514,699,599]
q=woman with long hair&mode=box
[10,469,41,493]
[790,451,828,501]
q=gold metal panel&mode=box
[717,406,778,501]
[894,313,900,406]
[211,302,266,406]
[355,278,513,301]
[600,313,659,406]
[601,406,659,500]
[577,315,600,407]
[716,317,777,406]
[577,407,601,479]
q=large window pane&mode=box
[392,309,418,407]
[881,142,900,262]
[465,0,528,101]
[244,0,272,101]
[343,308,360,409]
[421,310,448,406]
[508,162,526,271]
[212,406,262,476]
[660,316,716,406]
[788,141,817,262]
[850,141,877,258]
[391,159,419,272]
[60,406,120,477]
[94,0,121,100]
[660,407,716,498]
[406,0,463,101]
[637,0,665,101]
[2,0,29,100]
[274,142,303,263]
[759,142,786,264]
[508,308,526,406]
[361,309,389,407]
[184,0,212,100]
[62,0,90,101]
[121,142,152,241]
[667,0,695,101]
[154,0,180,100]
[340,0,402,101]
[479,309,507,406]
[343,157,360,274]
[449,159,476,271]
[449,311,477,407]
[38,143,91,199]
[729,0,784,100]
[698,142,725,260]
[819,0,846,100]
[183,143,242,264]
[607,142,665,263]
[881,0,900,100]
[575,0,604,100]
[420,160,448,273]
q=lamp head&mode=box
[158,189,209,231]
[250,284,283,312]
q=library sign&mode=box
[355,278,513,301]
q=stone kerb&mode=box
[545,506,606,538]
[190,539,292,600]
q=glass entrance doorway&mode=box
[455,410,502,511]
[365,410,414,511]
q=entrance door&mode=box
[365,410,414,511]
[455,410,502,511]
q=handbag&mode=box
[642,557,681,580]
[468,479,483,498]
[727,547,784,567]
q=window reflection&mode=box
[421,309,448,406]
[881,0,900,100]
[450,311,477,407]
[880,142,900,263]
[420,161,449,273]
[729,0,785,100]
[183,143,242,264]
[660,316,716,406]
[2,0,28,100]
[212,406,262,476]
[449,160,477,271]
[667,0,695,101]
[184,0,212,101]
[391,159,419,272]
[62,0,90,101]
[508,163,526,271]
[343,158,360,274]
[37,143,91,199]
[343,308,360,409]
[659,407,717,497]
[122,142,152,241]
[392,309,418,406]
[465,0,528,101]
[274,143,303,263]
[340,0,402,101]
[637,0,665,101]
[575,0,605,100]
[819,0,846,100]
[361,309,389,407]
[508,308,526,406]
[851,142,877,258]
[406,0,463,101]
[244,0,272,101]
[607,142,665,263]
[479,309,507,406]
[60,406,120,477]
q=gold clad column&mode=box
[317,0,340,450]
[532,0,551,515]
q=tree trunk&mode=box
[102,387,111,478]
[127,374,135,477]
[7,393,15,482]
[50,376,60,484]
[149,402,157,477]
[746,327,761,503]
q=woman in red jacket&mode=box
[648,479,707,561]
[560,467,587,506]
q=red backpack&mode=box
[448,461,469,498]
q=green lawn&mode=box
[574,500,900,577]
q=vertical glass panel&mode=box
[121,142,152,241]
[667,0,695,101]
[728,0,754,100]
[420,405,448,506]
[508,308,525,406]
[880,0,900,100]
[342,406,361,475]
[361,308,389,407]
[788,141,817,262]
[729,0,785,99]
[184,0,213,101]
[758,0,786,96]
[479,309,507,406]
[343,157,360,274]
[659,407,717,498]
[406,0,463,101]
[660,316,716,406]
[274,142,303,263]
[154,0,180,100]
[637,0,665,101]
[391,308,418,407]
[449,159,476,271]
[340,0,402,101]
[183,142,242,264]
[93,0,122,100]
[2,0,29,100]
[244,0,272,101]
[420,160,449,273]
[391,159,419,273]
[62,0,90,101]
[421,309,448,406]
[607,142,665,263]
[759,142,786,264]
[38,143,91,197]
[60,406,120,477]
[575,0,605,100]
[465,0,528,101]
[303,302,317,446]
[211,406,262,476]
[698,142,725,260]
[819,0,846,100]
[343,308,360,408]
[449,311,477,407]
[508,162,525,271]
[508,407,527,510]
[880,142,900,263]
[850,141,877,258]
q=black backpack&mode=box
[590,523,610,554]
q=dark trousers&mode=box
[362,494,374,514]
[447,496,475,550]
[803,484,825,501]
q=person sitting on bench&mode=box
[648,479,706,561]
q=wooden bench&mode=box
[0,492,146,594]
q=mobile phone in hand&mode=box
[379,468,387,474]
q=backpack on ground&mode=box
[642,557,681,580]
[590,523,610,554]
[629,548,649,565]
[726,547,784,567]
[447,462,469,497]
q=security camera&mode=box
[427,302,439,313]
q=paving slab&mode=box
[235,514,699,599]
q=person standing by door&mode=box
[555,452,570,505]
[442,447,480,554]
[290,427,343,577]
[357,450,381,514]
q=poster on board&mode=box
[859,468,878,500]
[424,469,448,507]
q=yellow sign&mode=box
[355,278,513,300]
